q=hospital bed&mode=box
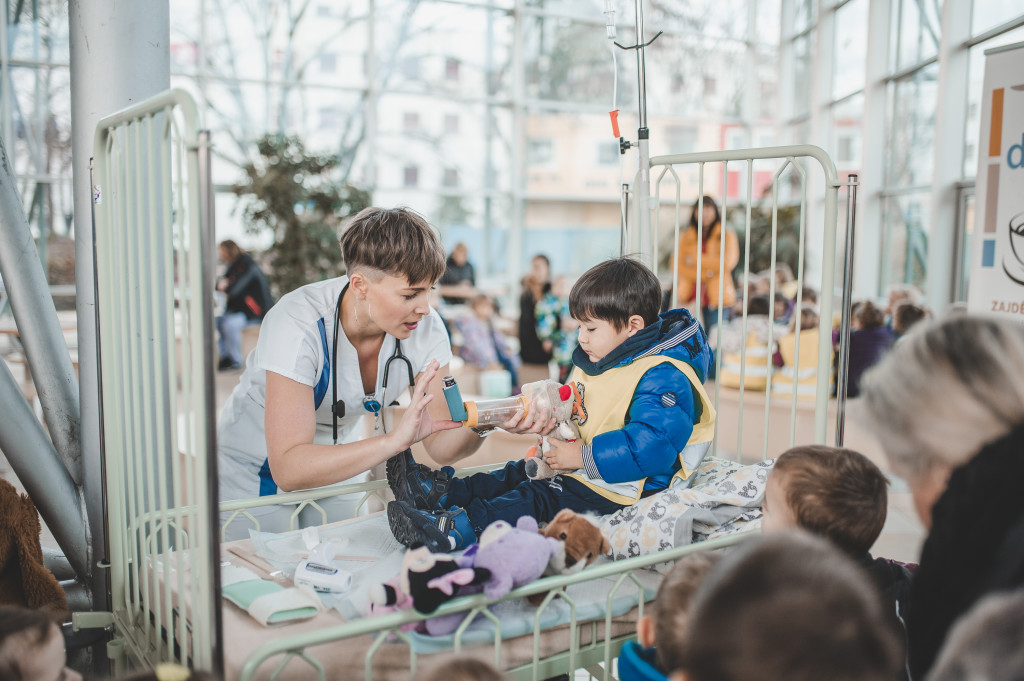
[86,89,850,680]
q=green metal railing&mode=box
[92,88,221,676]
[640,145,846,456]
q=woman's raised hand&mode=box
[388,359,462,452]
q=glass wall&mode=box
[779,0,1024,303]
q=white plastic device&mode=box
[293,530,352,594]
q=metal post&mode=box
[69,0,170,656]
[835,174,859,447]
[0,135,82,483]
[619,183,630,254]
[197,130,224,678]
[0,358,89,578]
[633,0,652,267]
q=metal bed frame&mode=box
[84,87,852,680]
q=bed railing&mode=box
[628,145,854,456]
[90,88,222,675]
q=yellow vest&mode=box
[718,331,774,391]
[564,355,716,505]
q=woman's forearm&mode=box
[268,431,406,492]
[422,426,484,465]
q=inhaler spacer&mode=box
[441,376,578,429]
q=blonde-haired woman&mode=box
[857,314,1024,680]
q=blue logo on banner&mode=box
[982,239,997,268]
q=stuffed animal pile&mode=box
[367,510,609,636]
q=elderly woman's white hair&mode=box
[857,314,1024,482]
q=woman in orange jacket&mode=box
[675,195,739,334]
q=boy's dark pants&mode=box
[444,460,625,535]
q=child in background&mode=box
[761,446,913,625]
[891,301,929,339]
[772,304,829,401]
[455,294,521,389]
[847,300,894,398]
[387,257,716,552]
[678,533,903,681]
[618,553,721,681]
[0,607,81,681]
[712,294,778,390]
[535,275,578,382]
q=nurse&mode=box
[218,207,549,539]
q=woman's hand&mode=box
[388,360,462,452]
[544,438,583,471]
[497,396,557,436]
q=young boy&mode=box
[387,257,716,552]
[678,533,903,681]
[761,445,913,621]
[618,553,720,681]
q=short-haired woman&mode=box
[858,314,1024,679]
[218,207,551,539]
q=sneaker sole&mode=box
[385,449,422,508]
[387,502,452,553]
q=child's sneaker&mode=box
[387,500,477,553]
[386,449,454,511]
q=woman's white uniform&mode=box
[217,275,451,539]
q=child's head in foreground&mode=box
[762,445,888,557]
[0,606,82,681]
[636,553,721,674]
[675,532,903,681]
[569,257,661,363]
[416,654,506,681]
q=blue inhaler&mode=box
[442,375,469,422]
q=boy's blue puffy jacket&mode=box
[571,307,712,493]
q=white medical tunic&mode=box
[217,275,452,502]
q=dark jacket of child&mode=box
[906,420,1024,680]
[846,326,894,397]
[618,641,667,681]
[565,308,716,504]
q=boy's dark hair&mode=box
[800,286,818,304]
[684,533,903,681]
[772,446,888,556]
[746,294,771,316]
[892,301,928,335]
[569,257,661,330]
[653,552,721,673]
[339,207,445,286]
[854,300,885,329]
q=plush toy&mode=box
[525,509,611,606]
[474,516,562,600]
[524,420,581,480]
[422,517,560,636]
[540,509,610,575]
[368,546,491,621]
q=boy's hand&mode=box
[544,438,583,471]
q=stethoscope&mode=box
[331,283,415,444]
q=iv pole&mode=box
[612,0,661,267]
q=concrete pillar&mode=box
[68,0,170,617]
